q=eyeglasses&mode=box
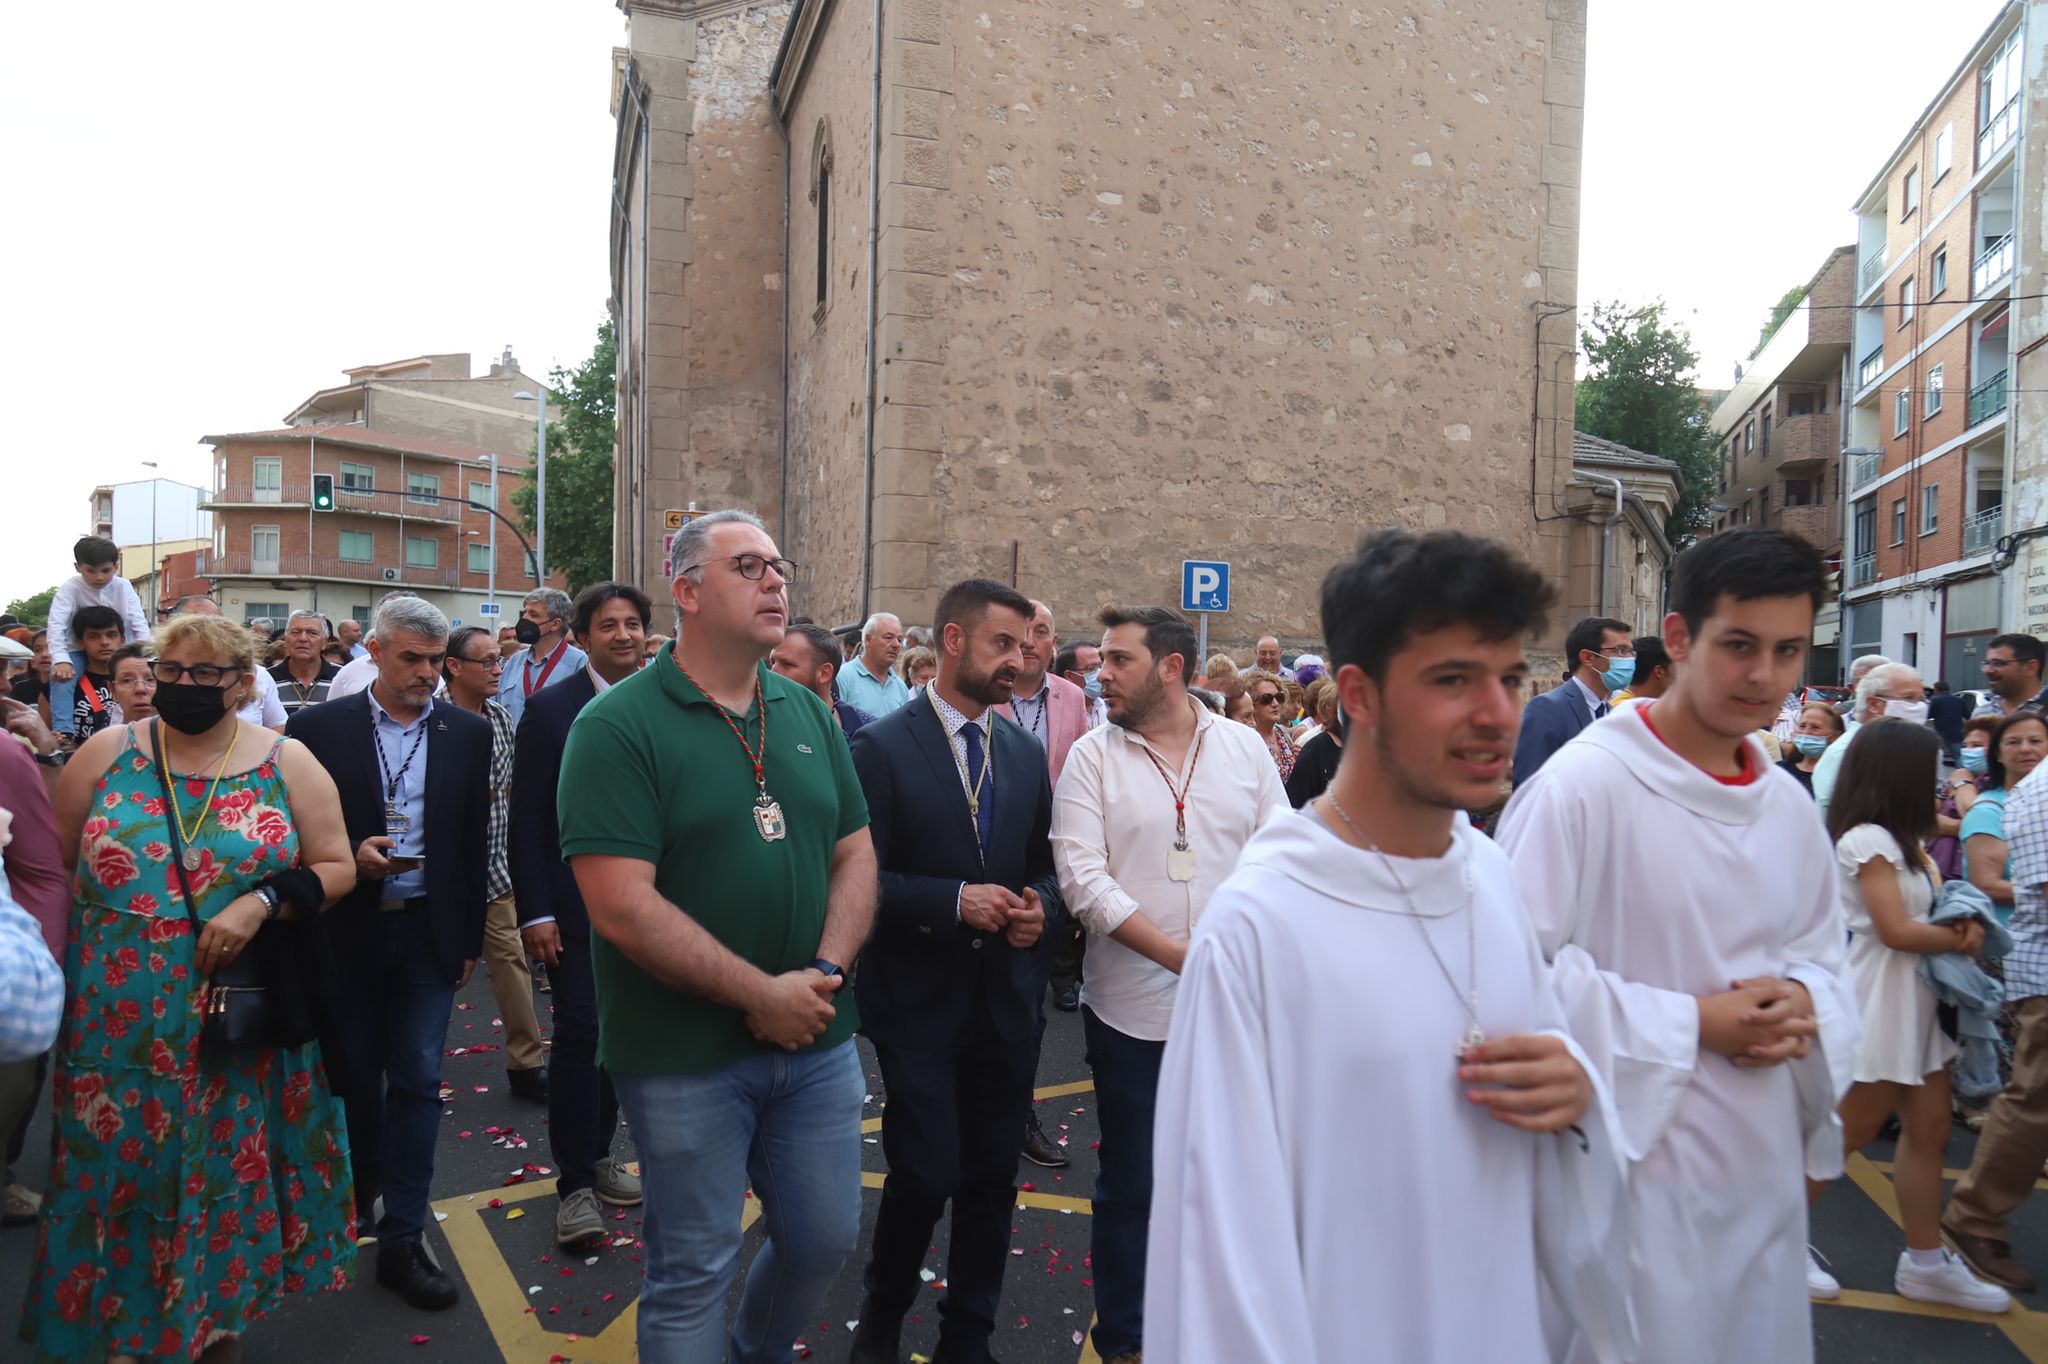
[149,660,239,687]
[1254,692,1283,705]
[458,653,503,669]
[680,554,799,583]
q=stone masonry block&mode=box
[651,228,694,265]
[1546,183,1580,231]
[650,261,688,298]
[872,492,940,544]
[873,445,939,498]
[885,134,951,190]
[1540,141,1581,190]
[887,38,955,94]
[646,355,690,395]
[1538,225,1579,271]
[649,193,690,233]
[883,357,943,407]
[880,271,942,319]
[651,416,692,452]
[649,96,695,135]
[632,11,697,62]
[888,86,943,141]
[651,162,696,200]
[648,323,685,359]
[1547,0,1589,22]
[892,0,945,46]
[640,54,692,99]
[1549,20,1587,65]
[876,586,939,625]
[879,313,944,365]
[871,540,932,592]
[648,388,686,421]
[1548,102,1583,150]
[1542,57,1586,110]
[891,186,944,232]
[877,401,942,453]
[881,225,947,276]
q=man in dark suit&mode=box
[847,578,1065,1364]
[511,581,653,1249]
[286,596,492,1311]
[1511,615,1634,788]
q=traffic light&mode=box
[312,473,334,511]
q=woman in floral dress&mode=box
[21,613,358,1364]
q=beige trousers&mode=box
[483,891,544,1071]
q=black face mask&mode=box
[154,681,234,735]
[513,617,542,646]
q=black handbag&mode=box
[150,720,320,1052]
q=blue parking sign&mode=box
[1181,560,1231,614]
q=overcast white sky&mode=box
[0,0,2014,605]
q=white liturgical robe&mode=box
[1148,808,1631,1364]
[1496,699,1859,1364]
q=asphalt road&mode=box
[4,968,2045,1363]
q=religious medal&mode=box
[672,660,787,846]
[182,846,202,872]
[160,722,234,879]
[1166,845,1196,882]
[1458,1025,1486,1058]
[1141,715,1209,888]
[754,797,788,842]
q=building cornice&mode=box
[771,0,836,119]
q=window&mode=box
[1926,364,1944,416]
[811,120,834,315]
[1785,478,1817,506]
[338,529,374,562]
[468,480,491,510]
[1922,484,1940,534]
[1760,487,1771,523]
[404,536,438,568]
[1895,388,1911,435]
[1983,33,2022,134]
[467,542,492,574]
[1901,167,1919,218]
[523,550,538,580]
[252,525,280,570]
[1931,246,1947,298]
[242,601,289,626]
[340,462,375,492]
[1898,276,1915,328]
[407,472,440,506]
[351,606,371,627]
[1760,411,1772,459]
[252,457,282,503]
[1853,498,1877,557]
[1892,498,1907,545]
[1745,422,1755,453]
[1787,390,1816,418]
[1902,633,1919,669]
[1934,124,1953,180]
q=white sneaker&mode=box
[1806,1246,1840,1300]
[1896,1249,2012,1314]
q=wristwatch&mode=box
[253,884,282,920]
[809,958,845,981]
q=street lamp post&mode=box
[514,389,547,582]
[140,461,160,618]
[480,454,498,615]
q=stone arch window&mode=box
[810,119,833,320]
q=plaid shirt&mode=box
[2002,769,2048,1001]
[1974,686,2048,719]
[482,698,515,901]
[0,880,63,1063]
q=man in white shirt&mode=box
[1253,634,1296,681]
[1149,529,1619,1364]
[1051,604,1285,1364]
[838,613,912,717]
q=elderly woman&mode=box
[20,612,358,1364]
[898,645,938,693]
[1238,668,1297,781]
[105,643,157,728]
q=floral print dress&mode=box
[20,726,356,1362]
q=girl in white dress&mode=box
[1815,716,2008,1312]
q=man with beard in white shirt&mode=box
[1149,529,1626,1364]
[1497,528,1859,1364]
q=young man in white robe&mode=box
[1149,529,1630,1364]
[1497,527,1860,1364]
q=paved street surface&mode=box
[5,969,2048,1362]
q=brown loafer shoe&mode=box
[1943,1222,2037,1292]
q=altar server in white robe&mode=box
[1150,529,1632,1364]
[1498,528,1860,1364]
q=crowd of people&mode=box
[0,515,2043,1363]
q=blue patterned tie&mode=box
[961,719,992,858]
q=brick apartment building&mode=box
[1708,246,1855,682]
[1838,4,2030,686]
[198,352,551,631]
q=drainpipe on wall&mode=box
[1597,472,1625,618]
[773,87,792,553]
[858,0,884,619]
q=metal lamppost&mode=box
[479,454,498,614]
[140,460,160,617]
[513,389,547,582]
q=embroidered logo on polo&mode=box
[797,744,814,754]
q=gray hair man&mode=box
[1815,661,1928,819]
[498,586,585,726]
[840,611,911,717]
[272,609,341,716]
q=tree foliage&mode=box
[511,319,617,593]
[1748,284,1808,361]
[4,585,58,628]
[1574,301,1719,549]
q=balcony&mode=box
[1850,553,1877,589]
[1975,233,2015,296]
[1964,505,2005,555]
[1851,451,1882,490]
[203,479,461,523]
[1770,411,1836,473]
[1980,94,2020,167]
[205,551,461,589]
[1775,503,1839,553]
[1857,346,1885,392]
[1859,249,1888,295]
[1970,369,2009,426]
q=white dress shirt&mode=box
[1051,697,1286,1040]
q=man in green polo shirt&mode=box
[560,508,877,1364]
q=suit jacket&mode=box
[851,691,1066,1047]
[285,691,493,981]
[510,669,600,936]
[1512,679,1599,788]
[996,672,1091,789]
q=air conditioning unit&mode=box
[382,567,400,582]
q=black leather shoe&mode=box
[847,1299,903,1363]
[507,1065,550,1102]
[1022,1113,1070,1169]
[1052,983,1079,1012]
[932,1340,1003,1364]
[376,1239,459,1310]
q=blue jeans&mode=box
[1083,1006,1165,1361]
[613,1041,865,1364]
[48,649,84,735]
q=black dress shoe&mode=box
[847,1300,903,1363]
[507,1065,550,1101]
[1052,983,1079,1012]
[932,1341,1002,1364]
[1021,1113,1070,1169]
[376,1239,459,1310]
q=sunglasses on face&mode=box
[1255,692,1282,705]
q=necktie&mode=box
[1595,701,1611,720]
[961,719,993,857]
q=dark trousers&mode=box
[865,992,1038,1351]
[1,1051,49,1176]
[1049,923,1085,993]
[323,905,457,1244]
[1082,1005,1165,1361]
[547,929,619,1197]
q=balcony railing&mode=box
[1970,369,2009,425]
[1857,346,1885,390]
[1859,249,1888,294]
[203,481,462,522]
[205,551,461,588]
[1964,505,2005,555]
[1850,553,1877,588]
[1980,93,2020,166]
[1851,451,1882,490]
[1975,233,2015,296]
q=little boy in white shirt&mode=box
[46,535,150,733]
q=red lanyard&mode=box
[522,639,568,697]
[1140,722,1208,849]
[674,660,771,796]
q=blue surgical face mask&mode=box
[1595,654,1636,693]
[1080,668,1102,700]
[1960,746,1989,774]
[1792,734,1831,758]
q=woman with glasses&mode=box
[20,614,358,1364]
[1238,667,1297,781]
